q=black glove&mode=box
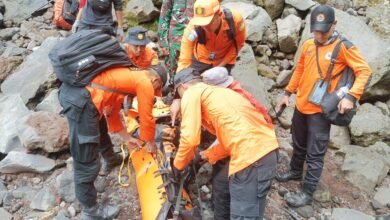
[172,165,191,182]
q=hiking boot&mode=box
[285,191,313,207]
[80,203,120,220]
[99,153,123,176]
[275,170,302,182]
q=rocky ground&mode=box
[0,0,389,219]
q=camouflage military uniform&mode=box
[158,0,194,81]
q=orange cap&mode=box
[192,0,220,26]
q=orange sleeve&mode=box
[222,12,246,65]
[137,81,156,142]
[202,142,230,164]
[177,25,195,73]
[173,90,202,170]
[285,42,307,95]
[340,44,372,101]
[106,97,125,132]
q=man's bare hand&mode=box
[337,98,354,114]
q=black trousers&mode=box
[212,158,231,220]
[59,84,116,208]
[290,108,331,189]
[230,151,277,220]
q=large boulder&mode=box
[298,8,390,103]
[35,89,63,114]
[329,125,351,149]
[368,141,390,167]
[276,14,302,53]
[373,187,390,208]
[126,0,159,23]
[1,37,60,104]
[0,27,19,41]
[0,151,56,174]
[254,0,284,20]
[223,2,272,42]
[361,0,390,37]
[231,44,272,111]
[285,0,316,11]
[17,111,69,153]
[56,170,75,203]
[331,208,374,220]
[349,103,390,147]
[340,145,389,193]
[0,56,23,84]
[2,0,50,24]
[30,187,57,211]
[0,94,30,153]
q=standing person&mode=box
[172,68,279,219]
[72,0,124,41]
[274,5,372,207]
[158,0,194,81]
[176,0,246,73]
[59,68,161,219]
[124,26,159,70]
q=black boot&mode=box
[275,170,302,182]
[81,203,120,220]
[285,183,315,207]
[99,149,123,176]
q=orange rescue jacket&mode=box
[125,45,159,70]
[177,9,246,72]
[173,83,279,176]
[86,67,156,142]
[285,37,372,114]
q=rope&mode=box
[117,144,135,187]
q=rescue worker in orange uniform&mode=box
[124,26,159,70]
[59,67,165,219]
[275,5,372,207]
[176,0,246,73]
[173,68,279,219]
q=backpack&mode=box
[194,8,238,54]
[53,0,79,30]
[49,29,133,87]
[319,36,361,126]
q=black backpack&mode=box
[195,8,238,54]
[49,29,133,87]
[63,0,79,25]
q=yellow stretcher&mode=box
[122,101,197,220]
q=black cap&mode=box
[174,68,201,89]
[125,26,150,46]
[149,64,168,86]
[310,5,335,33]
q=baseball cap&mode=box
[310,5,335,33]
[174,68,202,90]
[202,67,233,88]
[125,26,150,46]
[192,0,220,26]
